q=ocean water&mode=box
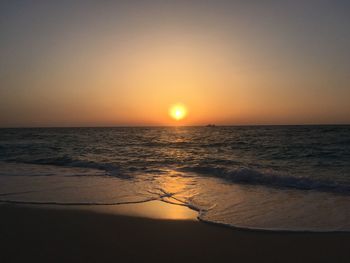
[0,126,349,231]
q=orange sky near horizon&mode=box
[0,1,349,127]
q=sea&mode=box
[0,126,349,231]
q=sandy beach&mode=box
[0,203,349,263]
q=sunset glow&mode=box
[0,2,350,261]
[169,104,187,121]
[0,1,349,127]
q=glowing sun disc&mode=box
[169,104,187,121]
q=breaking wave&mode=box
[178,166,350,194]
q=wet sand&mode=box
[0,204,349,263]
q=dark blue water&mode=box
[0,126,349,231]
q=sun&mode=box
[169,103,187,121]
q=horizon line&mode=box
[0,123,349,129]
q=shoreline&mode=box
[1,203,350,262]
[1,199,349,233]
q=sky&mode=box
[0,0,349,127]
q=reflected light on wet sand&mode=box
[85,172,199,220]
[86,200,197,220]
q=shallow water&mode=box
[0,126,349,231]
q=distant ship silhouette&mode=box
[206,124,216,127]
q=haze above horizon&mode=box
[1,0,349,127]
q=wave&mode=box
[5,156,125,177]
[1,194,348,233]
[4,157,172,178]
[0,198,157,206]
[178,166,350,194]
[4,157,350,194]
[196,215,350,233]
